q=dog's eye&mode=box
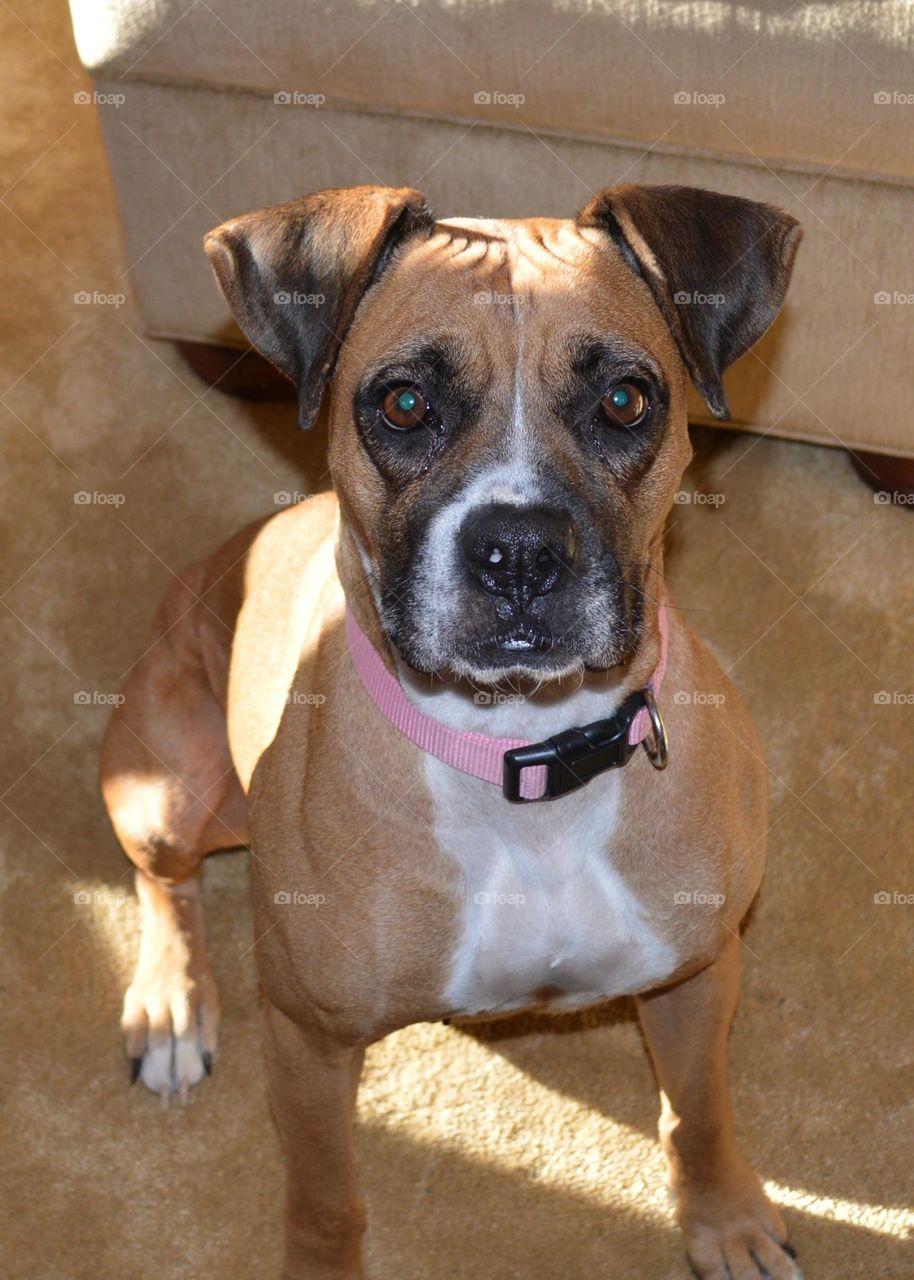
[599,381,650,428]
[380,386,432,431]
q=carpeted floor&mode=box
[1,3,912,1278]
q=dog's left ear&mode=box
[577,184,802,419]
[205,185,434,430]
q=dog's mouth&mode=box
[442,605,640,683]
[394,619,633,687]
[446,625,587,682]
[489,626,557,654]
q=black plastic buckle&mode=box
[502,691,646,803]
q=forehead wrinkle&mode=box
[512,222,592,275]
[431,219,511,267]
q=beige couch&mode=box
[69,0,914,457]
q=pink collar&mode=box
[344,605,669,802]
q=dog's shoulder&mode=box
[242,489,339,576]
[226,490,343,790]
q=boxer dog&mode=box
[100,183,802,1279]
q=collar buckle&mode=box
[502,692,646,803]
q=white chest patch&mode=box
[426,757,678,1017]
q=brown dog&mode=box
[100,183,802,1279]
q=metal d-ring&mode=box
[640,689,669,770]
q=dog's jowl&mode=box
[100,183,802,1279]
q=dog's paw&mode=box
[680,1181,801,1280]
[121,961,219,1103]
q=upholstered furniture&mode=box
[69,0,914,461]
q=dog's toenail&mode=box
[129,1057,142,1084]
[202,1051,213,1076]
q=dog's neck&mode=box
[336,520,667,742]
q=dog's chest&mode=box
[426,758,678,1016]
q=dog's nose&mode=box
[461,504,577,604]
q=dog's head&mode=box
[206,184,800,683]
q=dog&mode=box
[100,182,802,1279]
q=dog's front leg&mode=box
[263,1000,367,1280]
[636,936,800,1279]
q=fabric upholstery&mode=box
[70,1,914,181]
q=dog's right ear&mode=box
[204,185,434,430]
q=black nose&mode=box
[460,503,577,605]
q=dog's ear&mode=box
[577,184,801,419]
[205,185,434,430]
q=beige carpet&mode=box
[2,3,912,1277]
